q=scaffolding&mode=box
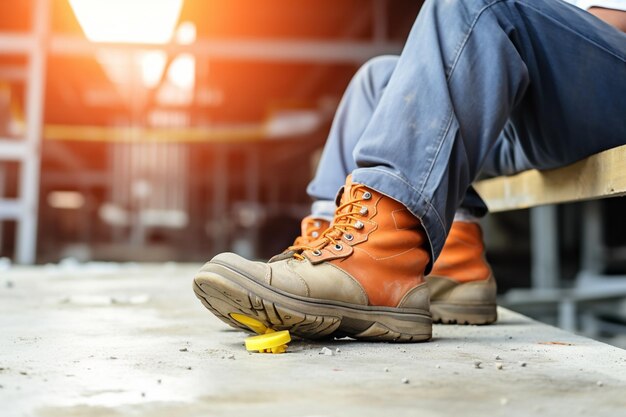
[0,0,48,264]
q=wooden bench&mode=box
[473,143,626,332]
[474,143,626,211]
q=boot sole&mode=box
[430,302,497,325]
[193,262,432,342]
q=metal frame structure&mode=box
[0,0,398,264]
[0,0,48,264]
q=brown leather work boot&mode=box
[193,175,432,342]
[292,214,497,325]
[426,221,497,325]
[292,215,330,247]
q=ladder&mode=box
[0,0,48,264]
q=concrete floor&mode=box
[1,262,625,417]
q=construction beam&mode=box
[0,33,34,55]
[49,35,403,63]
[0,140,28,160]
[0,199,24,220]
[474,144,626,212]
[15,0,48,264]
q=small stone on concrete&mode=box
[187,366,192,370]
[141,392,146,397]
[401,377,409,384]
[320,347,334,356]
[474,361,482,369]
[496,363,504,370]
[596,381,604,387]
[227,354,236,360]
[157,379,162,384]
[519,362,527,367]
[436,364,441,369]
[384,367,389,372]
[179,348,188,352]
[495,355,501,360]
[335,348,341,354]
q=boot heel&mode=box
[430,302,497,325]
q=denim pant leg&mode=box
[307,56,399,202]
[306,54,490,215]
[351,0,626,261]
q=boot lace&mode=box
[289,185,370,260]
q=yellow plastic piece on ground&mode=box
[230,313,291,354]
[230,313,269,334]
[244,331,291,354]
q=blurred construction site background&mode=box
[0,0,625,344]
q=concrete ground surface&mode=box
[1,262,625,417]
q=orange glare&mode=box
[69,0,183,44]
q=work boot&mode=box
[291,214,497,325]
[194,175,432,342]
[426,221,497,325]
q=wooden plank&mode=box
[474,144,626,212]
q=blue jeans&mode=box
[307,0,626,261]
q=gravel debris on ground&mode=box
[496,363,504,370]
[474,361,482,369]
[319,347,334,356]
[401,378,409,384]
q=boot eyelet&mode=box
[355,221,364,230]
[312,249,322,256]
[344,233,354,241]
[334,244,343,251]
[362,192,372,200]
[359,207,368,215]
[311,231,319,238]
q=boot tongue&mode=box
[336,174,356,210]
[300,217,313,237]
[324,175,361,241]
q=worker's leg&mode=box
[307,55,489,219]
[306,55,398,210]
[304,54,498,325]
[351,0,626,258]
[193,0,626,339]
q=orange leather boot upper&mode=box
[429,221,491,283]
[292,216,331,247]
[296,175,430,308]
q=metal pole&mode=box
[530,205,560,289]
[245,148,260,258]
[580,201,603,274]
[211,146,228,254]
[16,0,48,264]
[372,0,388,43]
